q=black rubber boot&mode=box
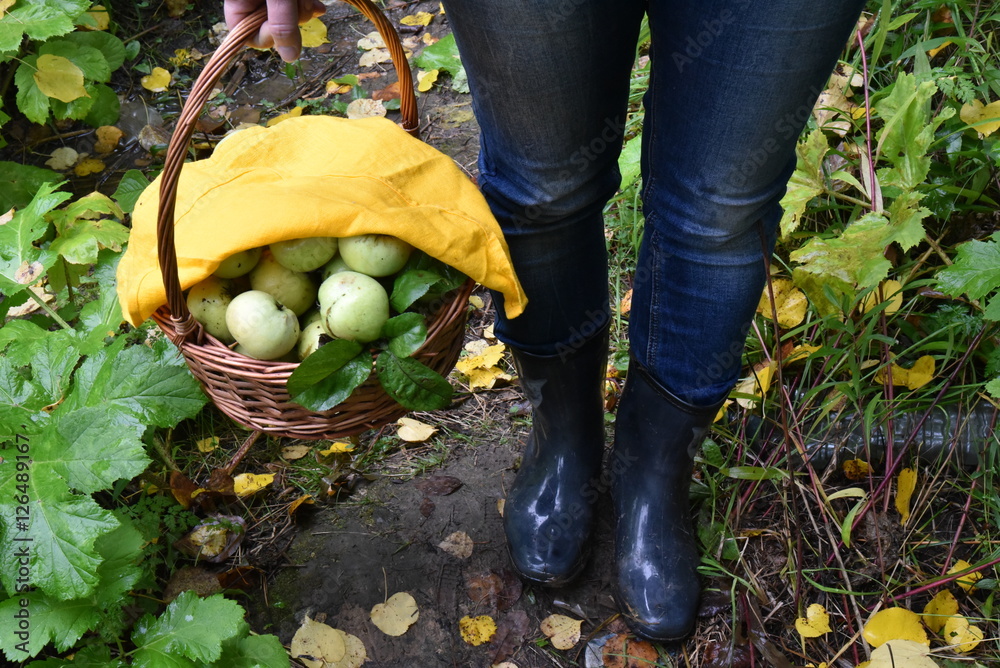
[610,358,722,641]
[503,327,609,585]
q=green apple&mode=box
[226,290,300,360]
[339,234,413,277]
[270,237,339,273]
[214,247,263,278]
[249,251,318,316]
[297,320,333,360]
[319,271,390,342]
[320,255,352,281]
[186,275,240,343]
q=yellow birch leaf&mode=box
[860,279,903,315]
[795,603,832,638]
[291,616,346,668]
[874,355,935,391]
[866,639,937,668]
[921,590,959,633]
[357,31,385,50]
[84,5,109,30]
[0,0,15,17]
[539,614,583,650]
[34,54,88,102]
[401,11,433,26]
[733,360,777,409]
[960,99,1000,138]
[287,494,314,515]
[619,288,633,315]
[942,615,983,653]
[299,17,329,47]
[326,81,352,95]
[468,294,485,309]
[438,2,445,14]
[895,467,917,525]
[93,125,124,153]
[947,560,983,592]
[458,615,497,646]
[757,278,808,328]
[422,32,439,45]
[842,458,872,481]
[282,444,311,460]
[465,366,511,391]
[417,69,439,92]
[140,67,172,93]
[266,106,303,127]
[196,436,218,453]
[359,48,392,67]
[862,608,929,648]
[370,592,419,636]
[345,98,387,119]
[334,631,368,668]
[73,157,105,177]
[319,441,355,455]
[713,399,733,424]
[46,146,78,170]
[232,472,275,497]
[397,417,437,442]
[852,105,868,119]
[784,344,821,364]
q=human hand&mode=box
[223,0,326,62]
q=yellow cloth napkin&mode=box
[117,115,526,326]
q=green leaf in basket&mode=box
[376,351,453,411]
[290,352,372,412]
[287,339,364,397]
[390,269,443,312]
[382,312,427,358]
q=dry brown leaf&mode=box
[413,475,462,496]
[438,530,474,558]
[602,633,659,668]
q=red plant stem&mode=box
[893,552,1000,603]
[856,27,878,211]
[941,478,977,576]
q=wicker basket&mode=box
[152,0,474,440]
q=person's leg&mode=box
[441,0,645,583]
[613,0,867,640]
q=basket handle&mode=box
[156,1,418,339]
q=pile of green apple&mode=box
[185,234,420,361]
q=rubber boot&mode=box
[503,326,609,585]
[610,358,722,641]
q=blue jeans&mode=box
[442,0,865,405]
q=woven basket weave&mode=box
[152,0,474,440]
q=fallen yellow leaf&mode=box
[93,125,124,153]
[468,294,485,309]
[960,99,1000,138]
[417,69,439,92]
[46,146,79,170]
[895,467,917,525]
[874,355,935,391]
[943,615,983,653]
[266,106,303,127]
[370,592,419,636]
[862,607,929,648]
[456,342,511,390]
[861,279,903,315]
[922,590,959,633]
[948,560,983,592]
[0,0,15,17]
[928,40,954,58]
[842,459,871,481]
[757,278,808,328]
[784,344,821,364]
[287,494,314,515]
[359,48,392,67]
[319,441,355,455]
[866,639,937,668]
[232,472,275,497]
[34,54,88,102]
[401,11,433,26]
[299,17,329,47]
[732,360,777,409]
[290,616,346,668]
[85,4,110,30]
[422,32,439,45]
[196,436,219,453]
[326,80,352,95]
[397,416,437,442]
[795,603,832,638]
[140,66,171,93]
[73,157,105,177]
[345,98,387,119]
[458,615,497,646]
[713,399,733,424]
[540,614,583,650]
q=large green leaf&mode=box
[0,162,61,212]
[778,129,829,237]
[0,5,74,51]
[112,169,151,214]
[287,339,364,395]
[14,56,52,124]
[2,329,81,404]
[0,594,100,661]
[82,82,120,127]
[413,32,463,76]
[0,357,53,438]
[210,632,291,668]
[291,353,372,412]
[63,30,126,72]
[937,232,1000,301]
[0,181,68,296]
[376,352,453,411]
[49,197,129,265]
[131,592,245,666]
[383,312,427,358]
[62,337,207,427]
